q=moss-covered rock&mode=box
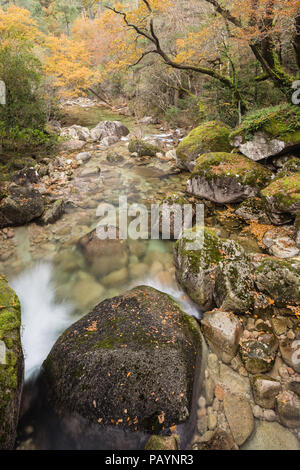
[144,435,179,450]
[261,173,300,225]
[176,121,232,172]
[174,227,254,312]
[231,104,300,161]
[0,275,24,449]
[187,152,272,204]
[254,258,300,307]
[294,211,300,247]
[251,375,281,409]
[235,197,270,223]
[128,139,161,157]
[41,286,204,442]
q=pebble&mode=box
[263,409,277,422]
[287,330,295,340]
[252,405,264,419]
[198,396,206,409]
[208,413,218,431]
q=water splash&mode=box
[11,263,73,380]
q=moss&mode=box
[230,104,300,143]
[191,152,272,188]
[261,174,300,208]
[177,121,232,163]
[128,139,161,157]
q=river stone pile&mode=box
[41,286,203,444]
[0,276,24,450]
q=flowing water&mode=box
[0,105,203,449]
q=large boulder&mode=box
[77,228,129,279]
[176,121,232,172]
[41,286,203,439]
[230,104,300,161]
[0,276,24,449]
[90,121,129,142]
[61,125,91,141]
[174,227,254,313]
[261,174,300,225]
[0,185,45,228]
[187,152,272,204]
[254,258,300,308]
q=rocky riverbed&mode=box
[0,100,300,450]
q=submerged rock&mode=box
[223,392,254,446]
[187,152,272,204]
[145,435,179,450]
[0,276,24,449]
[250,375,281,409]
[230,105,300,161]
[276,391,300,428]
[41,286,203,437]
[0,185,45,228]
[242,421,299,450]
[176,121,232,172]
[40,199,65,225]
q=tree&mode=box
[108,0,300,111]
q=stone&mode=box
[271,316,289,336]
[128,139,161,157]
[106,152,124,164]
[77,228,129,278]
[101,267,128,288]
[201,310,243,363]
[187,152,272,204]
[90,121,129,142]
[60,139,86,152]
[41,286,204,440]
[235,197,270,223]
[255,258,300,308]
[174,227,254,312]
[76,152,92,162]
[144,435,178,450]
[208,413,217,431]
[261,174,300,225]
[204,376,215,406]
[262,226,299,258]
[276,391,300,428]
[176,121,232,172]
[0,276,24,449]
[61,125,91,141]
[193,428,235,450]
[230,104,300,161]
[0,185,45,228]
[223,393,254,446]
[251,375,281,409]
[239,337,277,374]
[242,421,299,450]
[40,199,65,225]
[294,211,300,247]
[218,363,252,399]
[279,338,300,373]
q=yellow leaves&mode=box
[0,5,43,46]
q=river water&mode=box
[0,105,204,449]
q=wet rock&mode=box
[144,435,179,450]
[174,227,254,312]
[201,310,243,363]
[250,375,281,409]
[61,125,91,141]
[242,421,299,450]
[223,392,254,446]
[193,428,235,450]
[276,391,300,428]
[218,363,252,399]
[239,336,277,374]
[128,139,161,157]
[295,211,300,247]
[262,226,299,258]
[11,167,40,186]
[90,121,129,142]
[101,267,128,288]
[176,121,232,172]
[254,258,300,308]
[187,152,272,204]
[261,174,300,225]
[0,185,45,228]
[271,317,289,336]
[0,276,24,449]
[41,286,204,437]
[279,338,300,373]
[106,152,124,164]
[159,193,195,240]
[230,105,300,161]
[40,199,65,225]
[77,228,129,278]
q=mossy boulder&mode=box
[231,104,300,161]
[254,258,300,307]
[0,275,24,449]
[261,174,300,225]
[187,152,272,204]
[0,185,45,228]
[174,227,254,313]
[41,286,203,441]
[176,121,232,172]
[128,139,161,157]
[235,197,270,223]
[144,435,179,450]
